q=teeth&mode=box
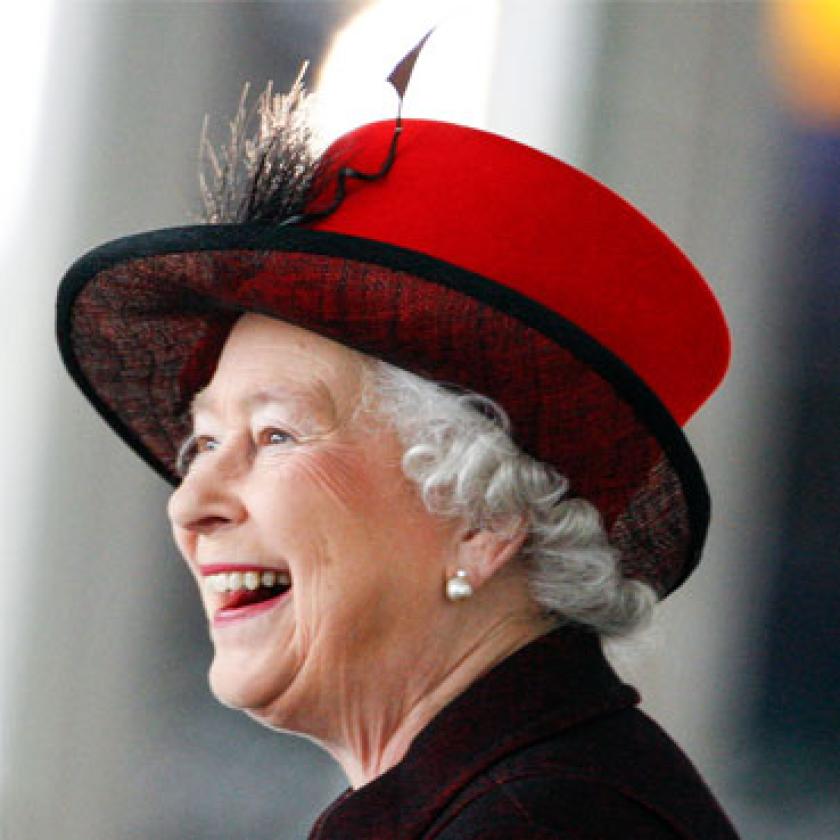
[206,570,290,594]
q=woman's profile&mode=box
[57,46,740,839]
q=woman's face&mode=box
[167,314,461,735]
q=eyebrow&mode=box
[190,383,339,423]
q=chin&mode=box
[207,655,290,714]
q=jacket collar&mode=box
[310,627,639,838]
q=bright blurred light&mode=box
[315,0,500,144]
[0,1,55,251]
[768,0,840,123]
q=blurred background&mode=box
[1,1,838,838]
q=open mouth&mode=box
[202,567,292,624]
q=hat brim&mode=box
[57,223,709,596]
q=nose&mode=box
[167,442,248,537]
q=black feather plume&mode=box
[199,65,323,224]
[199,31,434,227]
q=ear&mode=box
[452,518,528,591]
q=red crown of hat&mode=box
[309,119,728,426]
[57,117,730,597]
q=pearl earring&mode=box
[446,569,473,602]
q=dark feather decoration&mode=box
[388,29,433,100]
[199,64,323,224]
[287,29,436,227]
[198,30,434,227]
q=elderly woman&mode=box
[57,77,739,837]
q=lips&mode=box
[200,564,292,625]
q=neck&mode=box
[325,614,553,788]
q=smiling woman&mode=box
[166,314,540,769]
[56,61,739,837]
[164,313,552,785]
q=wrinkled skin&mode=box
[168,314,550,786]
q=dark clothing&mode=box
[308,629,739,839]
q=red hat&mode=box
[57,117,729,597]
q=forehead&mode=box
[194,314,368,416]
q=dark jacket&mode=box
[308,628,739,839]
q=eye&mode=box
[256,427,295,447]
[175,434,219,476]
[195,434,220,453]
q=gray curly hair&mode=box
[367,361,657,638]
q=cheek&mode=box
[263,442,395,534]
[287,448,447,610]
[293,442,387,510]
[262,446,415,611]
[248,446,382,614]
